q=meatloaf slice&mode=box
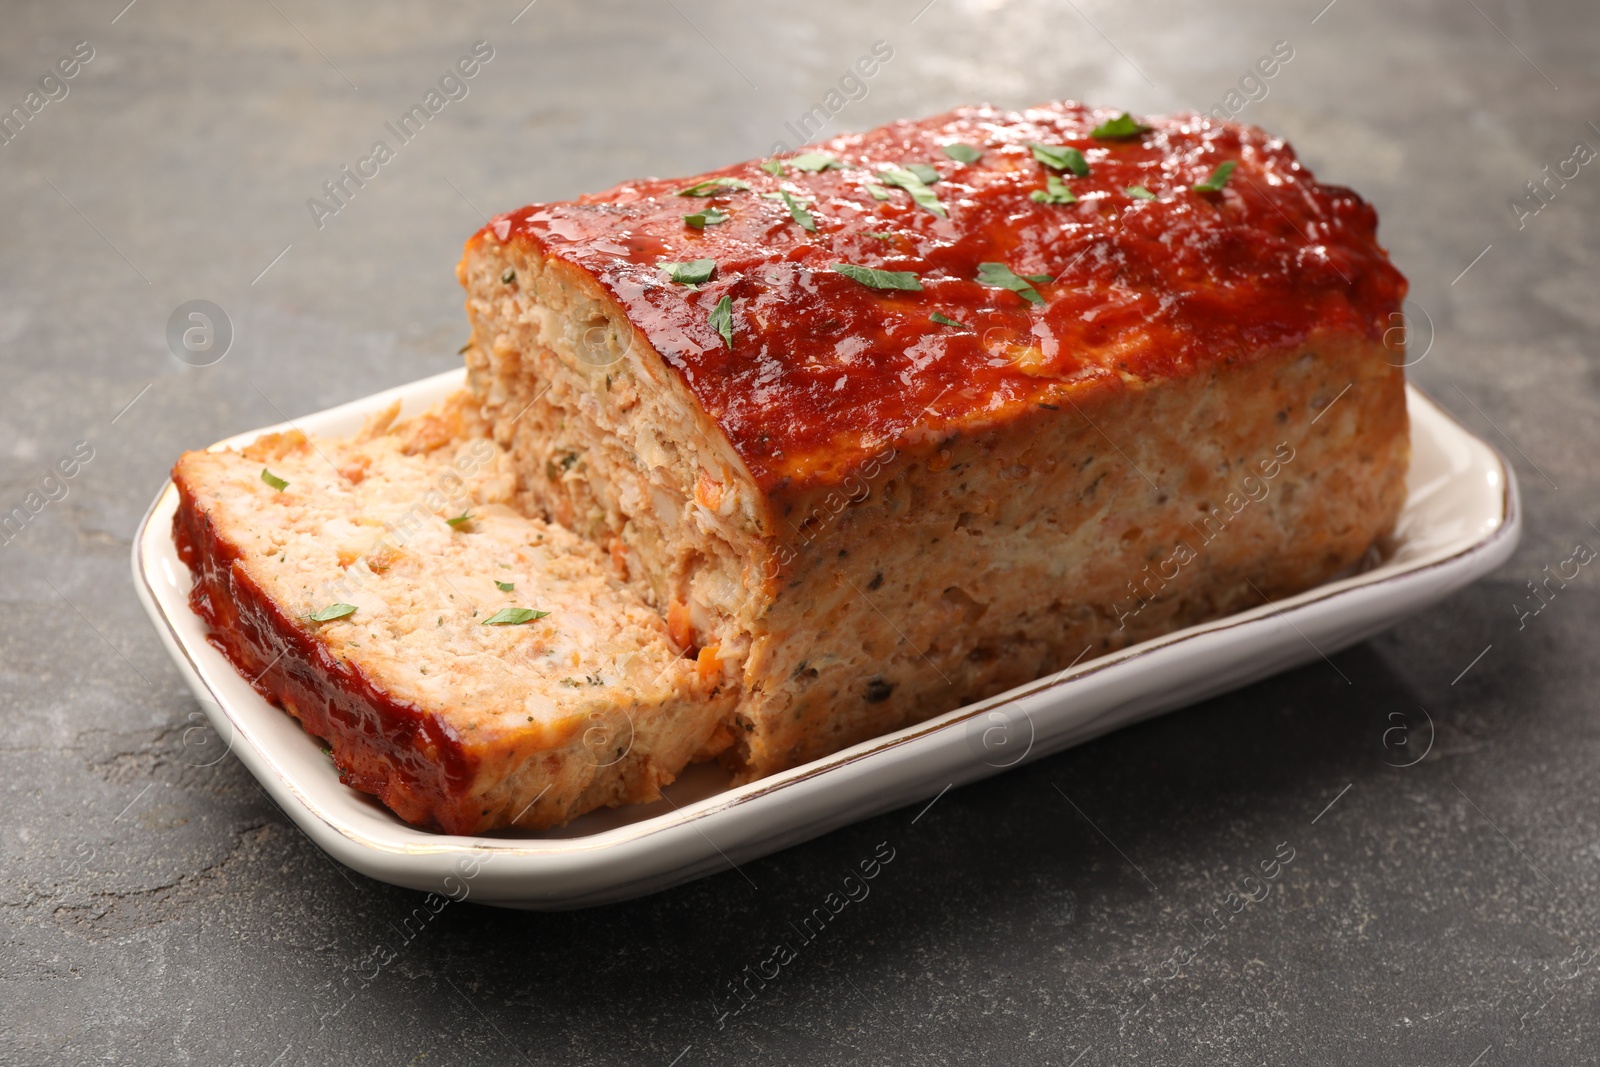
[457,100,1410,777]
[171,397,736,833]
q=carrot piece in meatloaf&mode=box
[457,100,1410,777]
[171,398,736,833]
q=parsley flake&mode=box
[683,207,730,229]
[1090,112,1152,140]
[878,167,947,218]
[1029,175,1078,205]
[1193,161,1237,193]
[446,512,473,528]
[976,262,1050,306]
[659,258,717,285]
[708,295,734,349]
[760,159,786,176]
[1029,142,1090,177]
[676,177,752,197]
[930,312,972,330]
[788,152,839,173]
[305,603,357,623]
[495,580,515,592]
[1125,185,1157,200]
[832,263,924,291]
[260,468,288,491]
[863,181,891,201]
[482,607,549,626]
[942,143,981,164]
[905,163,940,185]
[775,190,817,232]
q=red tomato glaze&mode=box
[467,102,1407,492]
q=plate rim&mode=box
[132,378,1520,874]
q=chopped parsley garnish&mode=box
[863,181,891,201]
[905,163,940,185]
[976,262,1051,306]
[482,607,548,626]
[788,152,839,173]
[659,258,717,285]
[1125,184,1157,200]
[774,190,817,232]
[500,268,516,284]
[305,603,357,623]
[260,468,288,491]
[495,580,515,592]
[832,263,924,291]
[708,294,734,349]
[878,166,947,218]
[1090,112,1152,139]
[760,159,786,176]
[1028,142,1090,177]
[1029,175,1078,205]
[1193,161,1237,193]
[942,143,981,164]
[683,206,730,229]
[446,512,473,528]
[930,312,972,330]
[868,232,896,240]
[675,177,752,197]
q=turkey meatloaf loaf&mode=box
[172,398,736,832]
[459,100,1410,779]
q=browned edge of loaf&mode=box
[171,468,486,832]
[740,334,1410,773]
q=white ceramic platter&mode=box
[132,370,1519,908]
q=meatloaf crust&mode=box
[459,100,1410,778]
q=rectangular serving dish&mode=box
[133,369,1519,908]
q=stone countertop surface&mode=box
[3,1,1598,1063]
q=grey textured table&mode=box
[4,1,1597,1063]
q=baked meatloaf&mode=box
[175,100,1409,832]
[172,398,735,832]
[458,100,1409,780]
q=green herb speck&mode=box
[659,258,717,285]
[1029,175,1078,205]
[483,607,549,626]
[676,176,752,197]
[305,603,357,623]
[708,295,734,349]
[1192,160,1237,193]
[832,263,923,291]
[1028,142,1090,177]
[976,262,1050,306]
[1090,112,1152,140]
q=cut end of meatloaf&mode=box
[171,396,738,833]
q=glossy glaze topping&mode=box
[469,101,1407,491]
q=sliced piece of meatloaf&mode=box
[171,397,737,832]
